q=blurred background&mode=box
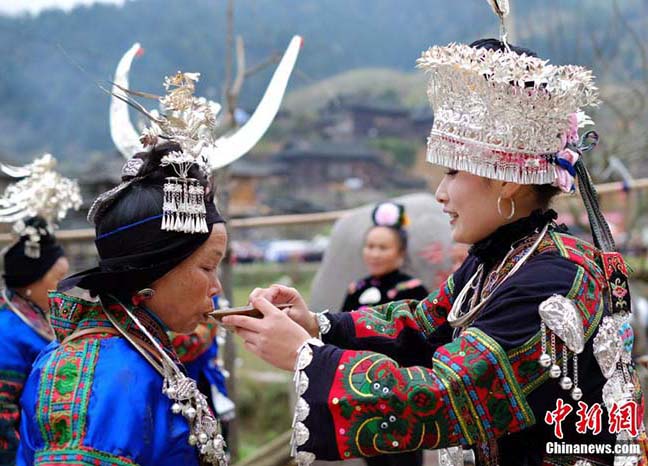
[1,0,648,464]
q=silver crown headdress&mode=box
[416,2,599,185]
[0,154,82,258]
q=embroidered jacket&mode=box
[0,291,54,466]
[16,293,201,466]
[296,211,648,466]
[342,269,428,312]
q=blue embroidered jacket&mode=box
[17,294,201,466]
[0,291,54,466]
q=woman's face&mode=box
[362,226,404,277]
[435,170,505,244]
[27,256,69,311]
[147,224,227,333]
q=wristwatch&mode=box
[315,310,331,338]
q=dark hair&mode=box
[96,141,213,237]
[533,184,562,209]
[3,216,65,288]
[58,140,222,297]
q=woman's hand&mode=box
[249,284,318,337]
[223,297,311,371]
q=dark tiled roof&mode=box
[230,160,288,177]
[274,141,383,161]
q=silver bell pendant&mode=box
[571,387,583,401]
[559,377,573,390]
[549,364,561,378]
[539,353,552,368]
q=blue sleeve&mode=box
[0,309,49,465]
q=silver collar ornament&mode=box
[358,287,382,305]
[163,366,227,464]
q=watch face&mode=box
[358,287,381,305]
[317,312,331,335]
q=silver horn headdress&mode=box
[109,36,302,171]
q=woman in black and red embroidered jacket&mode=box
[224,37,648,466]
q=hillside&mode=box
[0,0,646,163]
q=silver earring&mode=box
[137,288,155,299]
[25,289,32,297]
[497,196,515,220]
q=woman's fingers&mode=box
[251,297,282,318]
[248,284,304,306]
[222,314,264,332]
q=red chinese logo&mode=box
[545,399,640,438]
[609,400,639,437]
[575,401,602,435]
[545,398,573,439]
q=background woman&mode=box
[342,202,428,312]
[0,155,79,466]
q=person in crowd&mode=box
[341,201,427,466]
[0,154,80,466]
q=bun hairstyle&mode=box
[469,37,537,58]
[370,202,409,252]
[3,216,64,288]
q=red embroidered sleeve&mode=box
[299,328,534,465]
[350,275,454,340]
[0,369,23,463]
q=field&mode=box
[230,261,319,459]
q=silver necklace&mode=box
[102,296,228,465]
[448,224,549,328]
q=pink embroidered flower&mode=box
[374,203,400,227]
[612,284,628,299]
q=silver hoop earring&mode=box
[497,196,515,220]
[137,288,155,299]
